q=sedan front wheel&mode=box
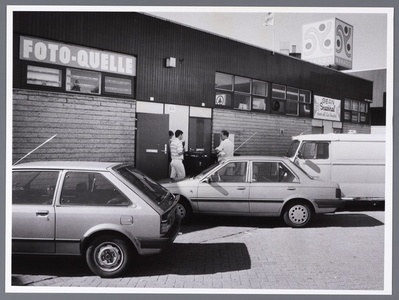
[283,202,312,228]
[176,199,192,224]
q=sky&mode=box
[148,7,390,72]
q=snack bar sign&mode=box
[20,36,136,76]
[314,95,341,121]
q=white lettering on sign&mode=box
[314,95,341,121]
[20,36,136,76]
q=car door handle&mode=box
[237,187,246,190]
[287,187,296,190]
[36,210,49,216]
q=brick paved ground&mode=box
[10,211,387,293]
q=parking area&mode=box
[11,210,386,291]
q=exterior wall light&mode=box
[166,57,176,68]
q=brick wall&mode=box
[342,123,371,134]
[12,89,136,164]
[212,109,313,156]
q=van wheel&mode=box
[283,202,312,228]
[176,198,192,224]
[86,235,132,278]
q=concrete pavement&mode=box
[11,211,387,292]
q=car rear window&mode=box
[113,165,174,211]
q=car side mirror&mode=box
[204,176,212,184]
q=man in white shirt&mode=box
[215,130,234,162]
[170,129,186,179]
[215,130,235,176]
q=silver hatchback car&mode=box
[160,156,344,228]
[12,161,181,278]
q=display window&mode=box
[23,62,134,99]
[66,68,101,94]
[104,75,133,96]
[215,72,269,112]
[234,76,251,93]
[252,80,268,96]
[344,98,369,124]
[215,73,233,91]
[252,97,267,111]
[215,72,312,117]
[27,65,62,87]
[215,91,232,107]
[234,93,251,111]
[299,90,312,117]
[271,84,286,99]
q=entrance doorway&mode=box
[135,113,169,180]
[184,117,212,176]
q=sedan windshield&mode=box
[285,140,300,158]
[193,161,222,179]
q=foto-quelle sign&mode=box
[20,36,136,76]
[314,95,341,121]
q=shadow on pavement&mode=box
[12,255,91,278]
[180,211,384,234]
[309,213,384,228]
[126,242,250,277]
[12,242,250,281]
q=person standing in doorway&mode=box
[170,129,186,179]
[167,130,174,175]
[215,130,234,162]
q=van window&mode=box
[300,142,329,159]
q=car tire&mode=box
[86,235,132,278]
[283,202,312,228]
[177,198,192,224]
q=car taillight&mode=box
[336,188,341,199]
[160,208,176,234]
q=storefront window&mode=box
[352,100,359,111]
[344,98,368,124]
[271,84,286,114]
[215,73,269,112]
[66,68,101,94]
[252,97,267,110]
[27,65,62,87]
[272,84,286,99]
[359,102,367,113]
[286,101,299,116]
[252,80,268,96]
[286,87,299,116]
[344,99,352,110]
[215,73,233,90]
[234,94,251,110]
[360,114,367,122]
[215,91,232,106]
[299,89,312,117]
[352,112,359,123]
[104,76,133,95]
[234,76,251,93]
[286,87,299,101]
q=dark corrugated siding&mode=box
[13,12,373,106]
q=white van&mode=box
[285,133,385,202]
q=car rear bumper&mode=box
[314,199,345,209]
[136,213,181,255]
